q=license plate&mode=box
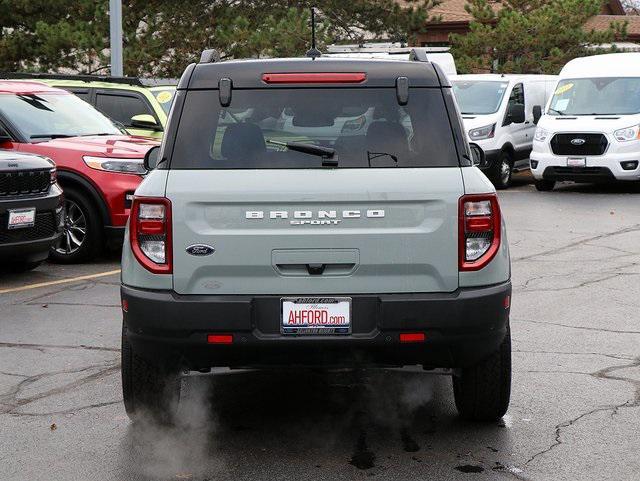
[281,297,351,335]
[7,208,36,229]
[567,157,586,168]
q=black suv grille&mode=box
[0,169,52,198]
[0,211,58,244]
[550,133,608,156]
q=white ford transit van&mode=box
[451,75,557,188]
[531,53,640,191]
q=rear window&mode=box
[170,88,459,169]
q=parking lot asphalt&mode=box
[1,175,639,481]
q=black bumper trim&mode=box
[542,166,615,183]
[122,281,511,369]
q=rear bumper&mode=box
[121,281,511,369]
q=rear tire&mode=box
[452,327,511,422]
[534,179,555,191]
[49,186,103,263]
[121,325,181,424]
[489,152,513,190]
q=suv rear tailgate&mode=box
[168,167,463,295]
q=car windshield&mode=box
[170,88,459,169]
[548,77,640,116]
[452,80,509,114]
[0,92,121,140]
[151,87,176,115]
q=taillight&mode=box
[459,194,501,271]
[130,197,172,274]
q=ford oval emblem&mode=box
[571,138,586,146]
[186,244,215,256]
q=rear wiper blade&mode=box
[30,134,74,139]
[267,140,337,166]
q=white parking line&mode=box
[0,269,121,295]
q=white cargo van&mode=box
[451,74,557,188]
[531,53,640,191]
[325,43,457,76]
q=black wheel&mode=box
[489,152,513,190]
[534,179,555,191]
[49,186,102,263]
[7,261,42,273]
[452,327,511,422]
[121,324,181,424]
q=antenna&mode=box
[306,7,322,58]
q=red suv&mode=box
[0,81,158,262]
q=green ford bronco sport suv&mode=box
[120,50,512,423]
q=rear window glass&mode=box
[170,88,459,169]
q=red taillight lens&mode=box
[130,197,172,274]
[261,72,367,84]
[207,334,233,345]
[459,194,501,271]
[400,332,426,343]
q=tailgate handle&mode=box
[306,263,325,275]
[272,249,359,277]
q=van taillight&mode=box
[130,197,172,274]
[459,194,501,271]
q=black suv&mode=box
[0,150,63,271]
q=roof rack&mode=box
[139,78,180,87]
[409,48,430,62]
[0,72,145,86]
[199,49,221,64]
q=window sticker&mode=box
[156,91,173,104]
[554,83,574,95]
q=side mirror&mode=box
[505,103,525,125]
[532,105,542,125]
[469,143,484,167]
[143,145,161,171]
[131,114,162,131]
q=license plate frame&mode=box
[7,208,36,230]
[567,157,586,168]
[281,297,352,335]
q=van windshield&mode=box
[548,77,640,116]
[169,88,459,169]
[452,81,509,115]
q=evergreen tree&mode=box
[0,0,438,77]
[450,0,627,74]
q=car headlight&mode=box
[83,156,146,174]
[534,128,549,142]
[468,124,495,141]
[613,125,640,142]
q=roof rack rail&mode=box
[199,49,221,64]
[0,72,145,86]
[139,78,180,87]
[409,48,430,63]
